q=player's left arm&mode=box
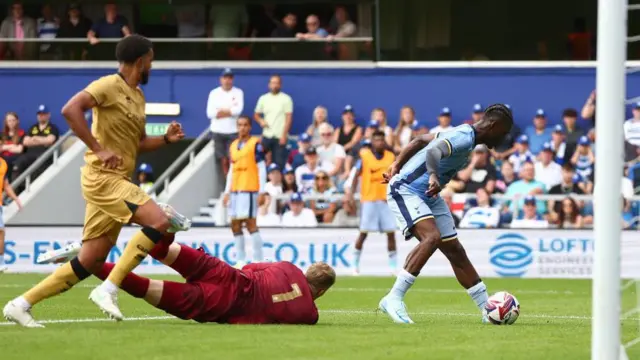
[425,137,452,176]
[139,121,184,152]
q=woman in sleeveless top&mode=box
[306,106,328,146]
[370,108,394,147]
[334,107,362,154]
[555,197,583,229]
[393,106,422,153]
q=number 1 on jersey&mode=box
[272,283,302,303]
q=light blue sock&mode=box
[250,232,263,262]
[467,281,488,310]
[390,270,416,299]
[353,249,362,270]
[234,233,246,263]
[388,251,397,270]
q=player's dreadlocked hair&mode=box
[115,34,153,64]
[484,104,514,128]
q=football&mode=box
[483,291,520,325]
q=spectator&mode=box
[510,195,548,229]
[271,13,297,38]
[287,133,311,171]
[449,144,496,194]
[571,136,594,180]
[429,107,454,134]
[329,6,357,38]
[334,105,363,155]
[581,90,596,127]
[459,188,500,228]
[562,108,585,159]
[57,3,92,60]
[13,105,59,180]
[37,4,59,58]
[469,103,484,124]
[622,198,637,229]
[308,170,339,224]
[548,164,584,220]
[257,163,283,227]
[0,2,37,60]
[551,197,584,229]
[208,3,249,39]
[393,106,421,153]
[370,108,394,147]
[87,3,131,45]
[524,109,552,154]
[491,104,522,160]
[296,15,328,39]
[1,112,24,181]
[294,146,331,193]
[495,160,518,193]
[439,188,461,227]
[281,192,318,227]
[568,18,593,60]
[136,163,154,193]
[535,142,562,190]
[624,102,640,147]
[282,166,298,195]
[550,124,568,164]
[622,166,634,200]
[254,74,293,169]
[508,135,534,173]
[306,105,328,146]
[207,68,244,192]
[503,161,546,215]
[316,123,346,180]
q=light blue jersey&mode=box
[398,124,476,196]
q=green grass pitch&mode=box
[1,274,639,360]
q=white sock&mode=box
[13,296,31,311]
[467,281,488,310]
[389,270,416,299]
[353,249,362,270]
[100,279,119,295]
[234,233,246,262]
[0,255,4,266]
[250,232,263,262]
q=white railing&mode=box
[0,37,373,43]
[272,193,640,202]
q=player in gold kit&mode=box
[3,35,189,327]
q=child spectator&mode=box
[510,195,548,229]
[550,124,568,164]
[257,163,283,227]
[429,107,454,134]
[459,188,500,228]
[1,112,25,180]
[287,133,311,171]
[495,160,518,193]
[308,170,339,224]
[524,109,552,154]
[306,106,328,147]
[508,135,534,173]
[136,163,154,193]
[571,135,594,180]
[281,192,317,227]
[534,142,562,190]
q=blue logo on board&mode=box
[489,233,533,277]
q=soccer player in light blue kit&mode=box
[379,104,513,324]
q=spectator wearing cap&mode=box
[254,75,293,169]
[282,165,298,195]
[393,106,422,153]
[335,105,363,155]
[306,106,328,146]
[370,108,394,147]
[562,108,585,159]
[449,144,496,194]
[13,104,60,180]
[550,124,568,164]
[257,163,283,227]
[136,163,154,193]
[524,109,552,154]
[503,162,546,216]
[507,134,534,173]
[491,104,522,161]
[281,192,318,227]
[571,135,594,180]
[207,68,244,191]
[429,107,453,134]
[624,102,640,148]
[459,188,500,229]
[510,195,549,229]
[464,103,484,125]
[57,3,92,60]
[534,142,562,190]
[294,146,332,193]
[317,123,346,182]
[287,133,311,171]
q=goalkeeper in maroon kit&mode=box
[93,235,336,324]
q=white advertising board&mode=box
[3,227,640,279]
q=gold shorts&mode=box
[81,166,150,241]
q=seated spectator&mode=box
[328,6,357,38]
[548,164,584,218]
[370,108,394,147]
[258,163,283,227]
[429,107,454,134]
[316,123,346,179]
[1,112,25,180]
[622,198,638,229]
[136,163,154,193]
[491,104,522,160]
[87,3,131,45]
[272,13,297,38]
[495,160,518,193]
[562,108,585,159]
[510,195,549,229]
[622,165,635,200]
[294,146,332,193]
[0,2,37,60]
[287,133,311,171]
[296,14,328,39]
[281,192,318,227]
[57,3,92,61]
[624,102,640,147]
[282,166,298,195]
[335,105,363,155]
[503,161,546,215]
[393,106,422,153]
[508,135,534,173]
[459,188,500,228]
[550,124,568,164]
[524,109,552,154]
[550,196,584,229]
[308,170,339,224]
[440,188,461,227]
[535,142,562,190]
[13,105,60,180]
[571,136,594,180]
[306,106,328,146]
[450,144,496,194]
[464,103,484,125]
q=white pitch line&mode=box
[0,315,175,326]
[624,337,640,349]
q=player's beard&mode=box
[140,70,150,85]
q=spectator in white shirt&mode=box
[206,68,244,191]
[511,195,549,229]
[624,102,640,147]
[316,123,346,178]
[370,108,394,147]
[281,192,318,227]
[257,163,283,227]
[393,106,422,153]
[550,124,568,164]
[534,142,562,190]
[429,107,454,134]
[305,106,328,146]
[460,188,500,228]
[294,146,332,193]
[508,134,535,173]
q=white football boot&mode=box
[36,242,82,265]
[89,286,123,321]
[378,295,414,324]
[3,301,44,328]
[158,203,192,233]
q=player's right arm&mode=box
[383,133,436,183]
